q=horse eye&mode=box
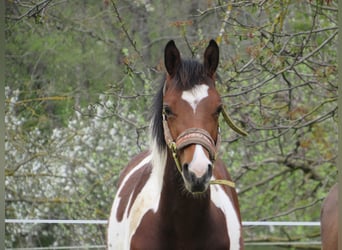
[163,105,173,117]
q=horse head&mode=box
[162,40,221,194]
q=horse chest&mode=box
[108,165,242,249]
[129,187,241,250]
[130,205,231,250]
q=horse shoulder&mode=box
[107,150,153,249]
[212,158,241,214]
[116,150,151,187]
[210,158,244,250]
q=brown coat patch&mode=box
[115,151,152,222]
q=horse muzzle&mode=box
[175,128,217,194]
[181,145,213,193]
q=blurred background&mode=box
[5,0,337,248]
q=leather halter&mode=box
[162,111,239,189]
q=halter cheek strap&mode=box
[162,114,182,174]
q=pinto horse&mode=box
[320,183,338,250]
[107,40,244,250]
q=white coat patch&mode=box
[181,84,209,113]
[107,140,167,250]
[210,183,241,250]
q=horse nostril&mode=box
[182,163,189,175]
[207,164,212,177]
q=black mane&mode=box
[150,59,208,151]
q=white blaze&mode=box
[188,144,211,178]
[181,84,209,113]
[182,84,211,178]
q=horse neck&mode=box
[159,150,212,216]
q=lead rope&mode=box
[213,107,247,188]
[221,105,248,137]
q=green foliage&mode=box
[5,0,337,248]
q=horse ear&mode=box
[204,39,219,77]
[164,40,181,77]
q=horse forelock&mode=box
[173,60,208,90]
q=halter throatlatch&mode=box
[162,111,238,188]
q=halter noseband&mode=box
[163,113,218,166]
[176,128,217,161]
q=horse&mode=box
[107,40,244,250]
[320,183,338,250]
